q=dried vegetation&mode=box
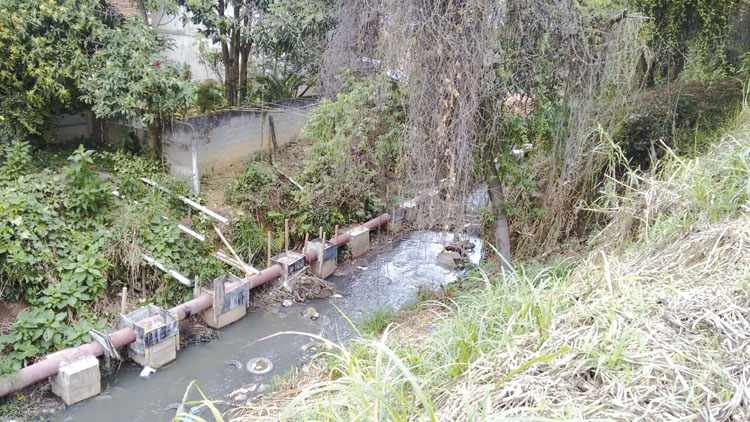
[232,103,750,421]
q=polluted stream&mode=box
[55,230,483,421]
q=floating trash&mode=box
[223,359,242,370]
[139,366,156,378]
[246,357,273,375]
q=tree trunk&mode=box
[135,0,148,25]
[239,45,250,103]
[488,172,512,270]
[147,125,157,160]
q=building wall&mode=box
[106,2,214,81]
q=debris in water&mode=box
[139,366,156,378]
[246,357,273,375]
[223,359,242,370]
[331,293,343,298]
[356,266,368,271]
[302,306,319,320]
[301,341,319,352]
[282,299,293,307]
[436,237,475,269]
[164,403,180,411]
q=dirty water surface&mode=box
[54,231,482,422]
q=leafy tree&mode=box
[176,0,334,106]
[0,0,109,141]
[628,0,750,82]
[78,17,194,158]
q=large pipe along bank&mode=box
[0,213,391,398]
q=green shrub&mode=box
[0,139,31,181]
[64,146,111,217]
[194,80,226,113]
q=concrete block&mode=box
[202,301,246,329]
[271,251,306,292]
[387,206,406,232]
[120,304,178,366]
[49,355,101,405]
[128,335,176,368]
[200,275,250,329]
[347,226,370,258]
[305,239,337,279]
[403,199,418,222]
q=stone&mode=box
[282,299,293,307]
[347,226,370,258]
[48,355,101,405]
[437,251,462,269]
[302,307,319,320]
[128,335,176,368]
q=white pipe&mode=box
[140,177,228,224]
[142,254,191,286]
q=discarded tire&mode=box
[246,357,273,375]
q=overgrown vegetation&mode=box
[237,99,750,422]
[225,73,403,252]
[0,145,224,378]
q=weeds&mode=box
[236,107,750,421]
[355,307,397,335]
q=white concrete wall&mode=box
[164,98,318,184]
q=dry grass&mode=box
[434,219,750,421]
[229,104,750,422]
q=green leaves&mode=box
[64,146,111,217]
[0,0,108,140]
[78,17,194,130]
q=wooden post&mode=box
[267,231,272,268]
[193,276,200,299]
[319,226,323,241]
[284,219,289,254]
[319,231,326,274]
[334,225,339,244]
[120,287,128,315]
[303,233,309,253]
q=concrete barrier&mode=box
[164,97,318,191]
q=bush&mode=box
[0,139,31,181]
[64,146,111,217]
[194,80,226,113]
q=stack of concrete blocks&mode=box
[119,304,178,368]
[270,251,306,292]
[347,226,370,258]
[201,274,250,329]
[48,355,101,405]
[387,206,406,232]
[305,238,338,278]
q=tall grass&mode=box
[237,94,750,422]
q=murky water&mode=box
[55,231,482,422]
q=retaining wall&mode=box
[164,97,318,188]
